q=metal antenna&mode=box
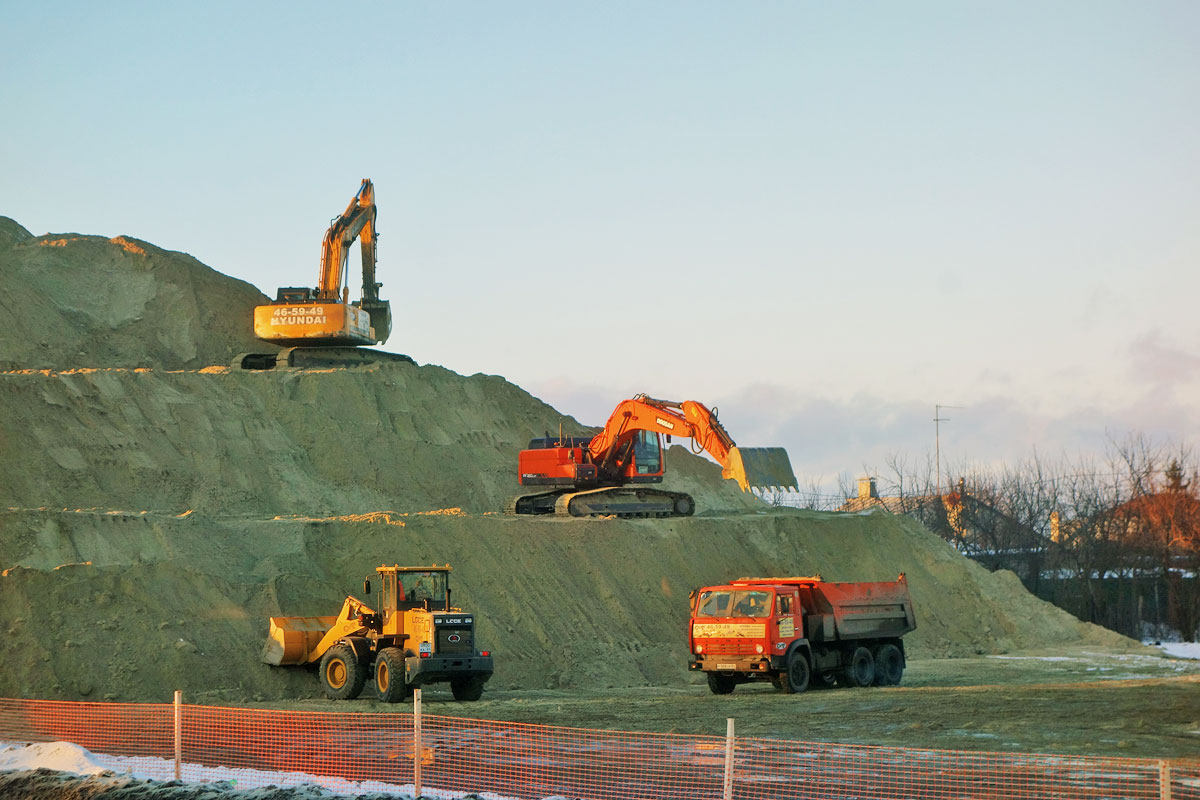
[934,404,965,495]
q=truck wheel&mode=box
[374,647,411,703]
[811,668,838,689]
[778,652,810,694]
[873,643,904,686]
[450,677,486,702]
[319,644,366,700]
[707,672,736,695]
[841,646,875,688]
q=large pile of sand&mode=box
[0,217,1136,703]
[0,217,271,371]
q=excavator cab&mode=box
[629,430,663,478]
[276,287,317,303]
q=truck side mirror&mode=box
[363,579,371,595]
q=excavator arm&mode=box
[588,395,732,468]
[316,179,378,302]
[587,394,791,491]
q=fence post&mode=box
[413,688,423,799]
[173,690,182,781]
[1160,760,1172,800]
[723,717,735,800]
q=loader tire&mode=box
[778,652,810,694]
[873,643,904,686]
[841,646,875,688]
[374,647,411,703]
[320,644,366,700]
[450,676,486,702]
[707,672,736,695]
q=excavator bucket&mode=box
[722,447,798,493]
[261,615,337,666]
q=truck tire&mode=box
[450,676,487,702]
[873,643,904,686]
[374,647,410,703]
[811,668,838,689]
[707,672,736,695]
[841,646,875,688]
[778,652,810,694]
[320,644,366,700]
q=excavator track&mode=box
[506,487,695,519]
[234,347,416,370]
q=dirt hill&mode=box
[0,217,1138,704]
[0,217,271,371]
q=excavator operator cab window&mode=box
[632,431,662,475]
[276,287,316,302]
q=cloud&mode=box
[1129,330,1200,388]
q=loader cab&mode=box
[371,565,452,613]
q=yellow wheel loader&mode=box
[262,565,493,702]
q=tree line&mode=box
[769,436,1200,642]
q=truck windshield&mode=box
[399,571,448,610]
[696,589,772,618]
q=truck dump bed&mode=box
[732,574,916,641]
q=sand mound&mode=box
[0,217,271,371]
[0,217,1138,704]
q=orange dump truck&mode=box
[689,574,916,694]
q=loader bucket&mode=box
[261,615,338,666]
[722,447,798,493]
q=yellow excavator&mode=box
[236,179,414,369]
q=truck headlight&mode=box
[755,644,764,654]
[695,644,704,654]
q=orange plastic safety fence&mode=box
[2,697,1199,800]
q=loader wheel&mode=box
[319,644,366,700]
[707,672,736,695]
[873,643,904,686]
[450,676,486,702]
[778,652,810,694]
[374,647,411,703]
[841,646,875,688]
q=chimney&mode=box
[857,476,879,500]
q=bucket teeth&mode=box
[723,447,797,492]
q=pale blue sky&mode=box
[3,2,1197,491]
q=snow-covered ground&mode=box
[1154,641,1200,660]
[0,739,517,799]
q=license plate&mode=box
[717,663,736,670]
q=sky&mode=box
[2,2,1197,495]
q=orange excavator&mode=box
[508,394,797,518]
[236,179,414,369]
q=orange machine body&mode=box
[253,299,374,346]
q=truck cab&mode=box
[689,574,916,695]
